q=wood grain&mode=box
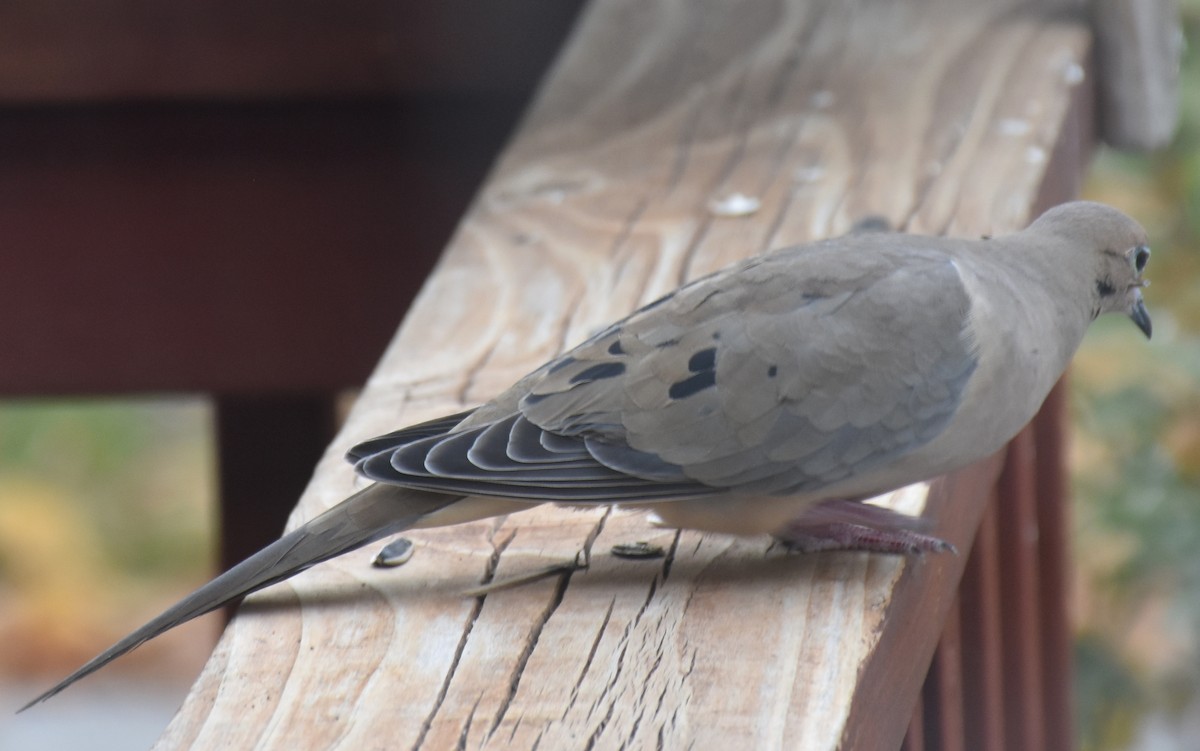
[154,1,1095,748]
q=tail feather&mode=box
[21,484,456,711]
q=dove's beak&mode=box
[1130,298,1152,340]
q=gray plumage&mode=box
[25,201,1153,709]
[359,243,977,499]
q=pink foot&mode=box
[775,499,956,555]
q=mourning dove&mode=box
[25,200,1152,708]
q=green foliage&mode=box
[0,399,212,581]
[1076,632,1147,751]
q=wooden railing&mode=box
[906,386,1072,751]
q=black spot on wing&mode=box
[668,371,716,399]
[687,347,716,373]
[569,362,626,384]
[607,340,625,355]
[767,365,777,378]
[668,345,719,399]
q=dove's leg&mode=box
[774,499,955,554]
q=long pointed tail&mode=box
[22,484,456,711]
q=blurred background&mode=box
[1072,65,1200,751]
[1,2,1198,749]
[0,400,216,748]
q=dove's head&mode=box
[1029,201,1152,339]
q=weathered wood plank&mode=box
[155,1,1095,748]
[840,456,1003,751]
[935,601,967,751]
[1033,382,1076,750]
[960,497,1008,751]
[925,383,1078,751]
[996,429,1048,751]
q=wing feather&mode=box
[348,237,977,502]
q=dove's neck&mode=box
[913,235,1094,467]
[967,233,1096,370]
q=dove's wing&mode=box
[352,237,978,501]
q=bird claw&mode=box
[776,522,956,555]
[774,499,955,555]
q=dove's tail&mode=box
[21,483,457,711]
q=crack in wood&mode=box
[411,527,515,751]
[682,649,697,681]
[577,550,675,743]
[677,583,699,624]
[507,715,522,743]
[565,597,616,720]
[454,694,482,751]
[583,698,617,751]
[486,523,519,581]
[581,505,613,565]
[651,670,673,721]
[411,593,483,751]
[621,708,645,751]
[486,545,581,738]
[590,616,635,720]
[660,529,682,580]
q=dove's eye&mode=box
[1132,245,1150,274]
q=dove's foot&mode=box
[774,499,955,555]
[776,522,955,554]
